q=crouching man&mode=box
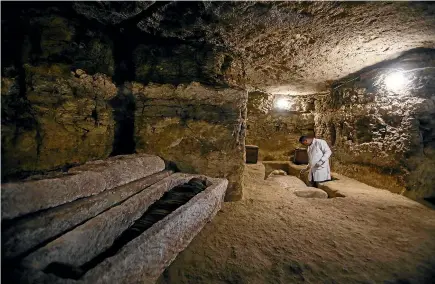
[299,136,332,187]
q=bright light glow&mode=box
[384,72,407,92]
[275,98,292,110]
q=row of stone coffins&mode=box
[1,154,228,283]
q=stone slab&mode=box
[1,154,165,220]
[20,173,201,270]
[318,183,346,198]
[267,169,287,177]
[2,170,172,259]
[268,175,306,188]
[294,188,328,199]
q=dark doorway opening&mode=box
[110,86,136,156]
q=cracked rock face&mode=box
[1,67,117,179]
[132,43,244,88]
[73,1,435,94]
[4,1,434,94]
[246,91,315,161]
[131,82,247,201]
[315,50,435,198]
[73,1,154,25]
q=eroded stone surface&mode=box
[4,2,432,94]
[267,170,287,177]
[246,91,315,161]
[132,43,244,88]
[1,8,116,180]
[73,1,154,25]
[315,50,435,199]
[73,1,435,93]
[1,67,117,179]
[2,171,172,259]
[2,1,434,203]
[132,82,246,201]
[1,154,165,220]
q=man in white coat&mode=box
[299,136,332,187]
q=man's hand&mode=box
[315,160,324,168]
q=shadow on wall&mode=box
[110,85,136,156]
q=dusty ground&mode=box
[157,163,435,284]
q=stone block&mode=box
[1,154,165,220]
[294,188,328,199]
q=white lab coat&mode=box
[307,138,332,182]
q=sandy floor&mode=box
[157,163,435,284]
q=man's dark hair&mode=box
[299,136,308,143]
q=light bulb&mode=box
[384,72,406,92]
[276,98,290,109]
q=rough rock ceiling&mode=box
[73,1,435,94]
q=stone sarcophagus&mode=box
[1,154,228,284]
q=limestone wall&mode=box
[1,8,248,196]
[133,43,244,88]
[1,67,117,180]
[246,91,315,161]
[131,82,247,201]
[1,11,117,180]
[315,51,435,199]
